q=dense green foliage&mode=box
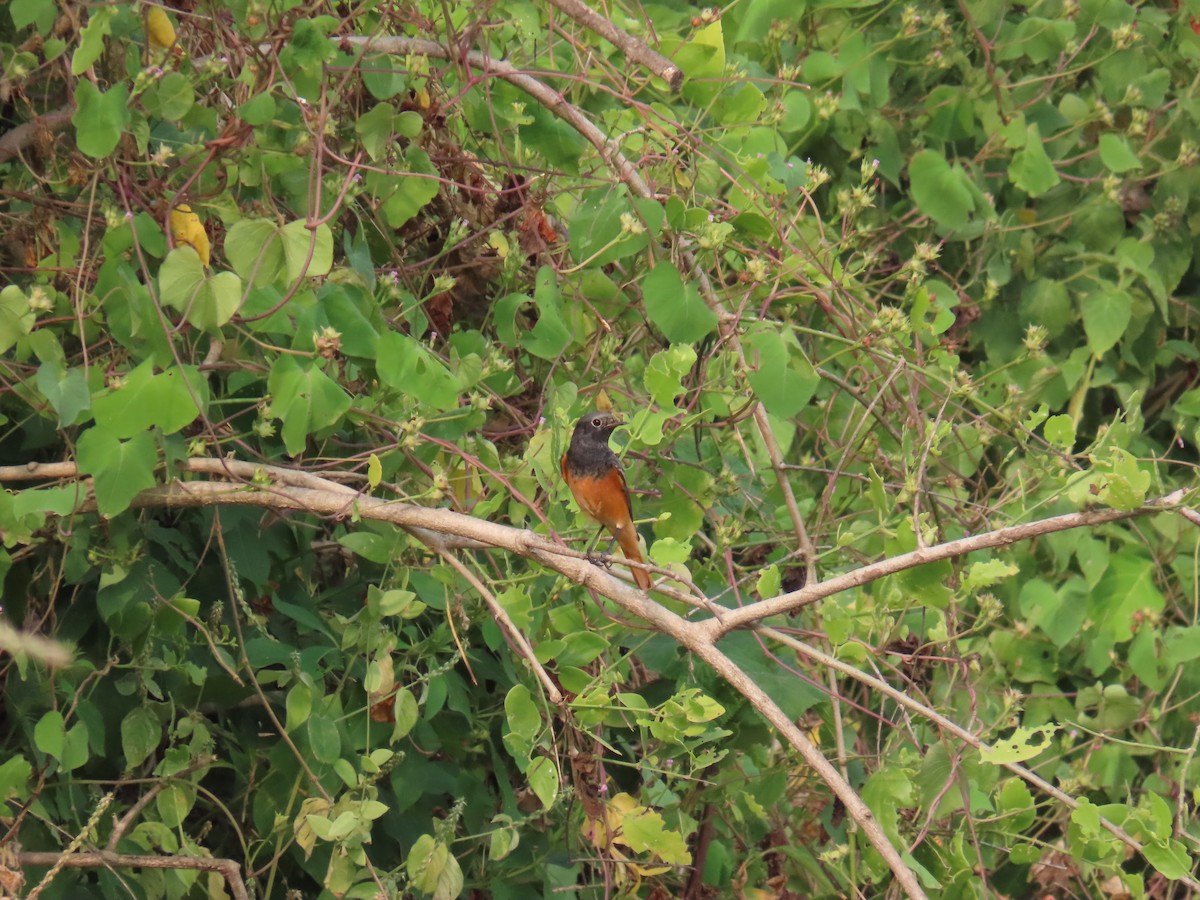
[3,0,1200,896]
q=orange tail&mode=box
[616,528,652,590]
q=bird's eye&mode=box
[592,417,602,427]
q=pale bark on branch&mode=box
[17,851,250,900]
[6,459,1196,897]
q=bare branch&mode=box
[543,0,683,92]
[707,490,1192,636]
[0,106,72,164]
[18,851,250,900]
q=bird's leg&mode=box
[585,528,616,568]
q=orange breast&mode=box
[566,469,631,530]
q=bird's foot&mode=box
[586,551,614,570]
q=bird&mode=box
[560,411,652,590]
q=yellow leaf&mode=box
[169,205,210,267]
[145,6,177,52]
[486,230,510,259]
[292,797,331,859]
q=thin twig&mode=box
[433,549,562,703]
[107,756,217,850]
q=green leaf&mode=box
[715,82,766,126]
[568,192,661,266]
[505,684,540,744]
[305,813,336,841]
[996,779,1036,831]
[1098,133,1142,173]
[307,714,341,764]
[92,361,202,438]
[1008,125,1060,197]
[224,219,332,286]
[488,815,519,861]
[1081,287,1132,355]
[72,80,129,159]
[523,267,571,359]
[908,150,975,230]
[280,220,334,281]
[376,149,440,228]
[156,784,193,827]
[978,724,1058,764]
[36,363,90,426]
[742,325,818,417]
[363,54,407,99]
[1020,577,1086,647]
[1071,797,1101,836]
[238,92,276,125]
[367,586,421,617]
[70,6,115,74]
[1142,839,1192,880]
[356,102,397,161]
[734,0,803,43]
[619,801,692,864]
[554,631,608,667]
[0,755,31,805]
[1078,683,1141,730]
[674,20,726,103]
[396,110,423,138]
[143,72,194,122]
[407,834,464,900]
[121,707,161,770]
[11,0,58,32]
[780,90,812,135]
[286,682,312,730]
[721,632,824,718]
[1091,551,1164,644]
[392,688,418,741]
[1164,626,1200,666]
[527,756,558,810]
[998,17,1075,63]
[225,220,285,285]
[1043,414,1076,450]
[642,262,717,343]
[375,332,460,411]
[267,356,352,456]
[159,247,244,331]
[862,766,914,846]
[61,722,90,772]
[34,710,65,761]
[76,427,157,517]
[643,345,697,408]
[756,564,781,599]
[0,286,36,354]
[963,559,1017,591]
[1094,447,1151,511]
